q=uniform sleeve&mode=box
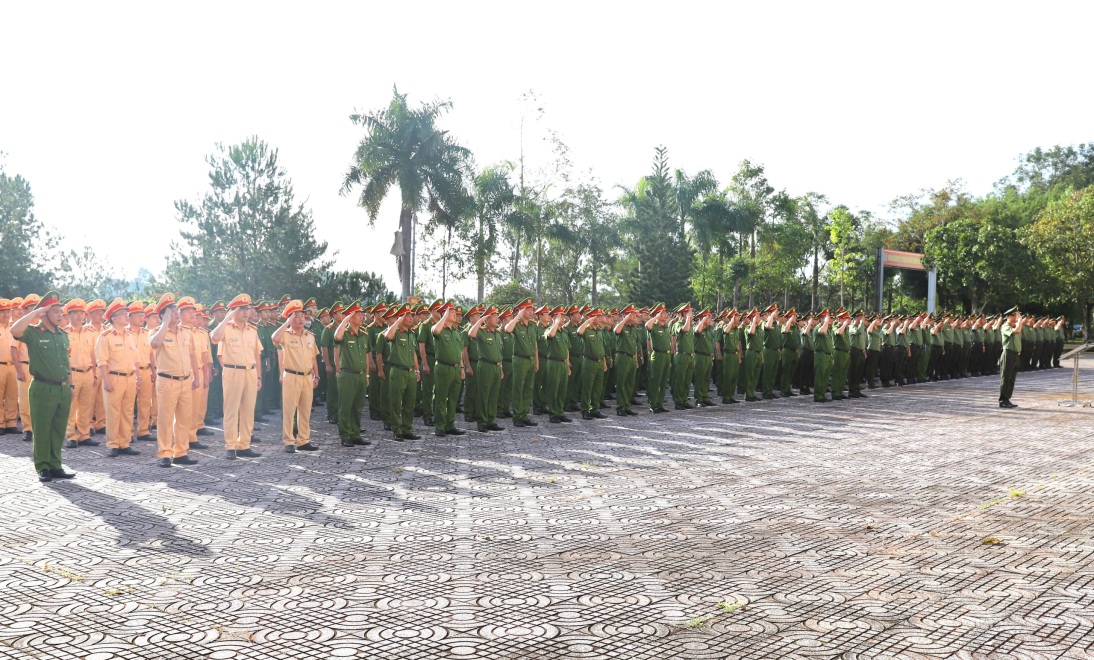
[94,333,109,367]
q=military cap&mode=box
[0,298,11,311]
[1004,306,1019,315]
[818,309,832,317]
[499,307,514,319]
[282,299,304,318]
[549,305,566,315]
[227,293,252,310]
[609,308,619,315]
[674,302,692,314]
[428,298,444,311]
[34,292,60,310]
[126,301,145,314]
[762,303,778,314]
[785,308,797,317]
[853,309,865,317]
[534,304,550,315]
[10,297,24,309]
[174,297,196,311]
[696,309,711,319]
[63,299,87,314]
[483,305,499,316]
[145,303,158,316]
[515,298,535,310]
[208,300,225,313]
[579,304,592,314]
[651,302,666,314]
[85,299,106,313]
[303,297,317,309]
[104,298,128,319]
[586,308,603,317]
[621,305,636,315]
[278,295,291,306]
[344,300,363,315]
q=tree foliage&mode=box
[0,164,54,293]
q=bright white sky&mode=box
[2,1,1091,298]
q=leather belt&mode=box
[694,351,711,356]
[139,365,152,370]
[109,371,134,377]
[547,357,567,362]
[477,359,501,366]
[436,360,461,368]
[652,349,670,354]
[388,364,414,372]
[70,367,92,373]
[585,356,603,361]
[157,373,190,381]
[340,369,366,375]
[20,361,29,365]
[614,351,634,357]
[284,369,308,376]
[835,349,850,353]
[514,353,534,359]
[0,361,9,365]
[32,374,68,386]
[223,364,255,370]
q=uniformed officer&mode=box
[541,306,572,423]
[469,305,505,433]
[498,307,515,417]
[999,306,1024,408]
[830,309,852,400]
[797,313,815,396]
[612,305,640,414]
[12,294,40,441]
[11,292,76,482]
[333,300,371,446]
[690,309,716,407]
[429,304,466,437]
[533,305,551,415]
[718,310,743,404]
[0,299,18,434]
[847,309,867,399]
[190,307,213,441]
[126,302,156,443]
[812,310,834,402]
[210,294,263,460]
[462,305,482,422]
[206,300,227,420]
[643,305,671,413]
[743,310,763,402]
[383,305,421,441]
[417,300,442,427]
[273,299,321,453]
[760,305,781,399]
[96,298,141,458]
[670,304,695,409]
[63,299,100,448]
[322,302,345,424]
[149,294,200,468]
[505,299,540,427]
[576,309,607,419]
[566,306,585,412]
[780,309,801,397]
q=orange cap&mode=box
[227,293,252,310]
[282,299,304,319]
[176,296,197,311]
[127,301,145,314]
[153,293,176,316]
[86,299,106,313]
[104,298,128,320]
[21,294,42,310]
[63,299,87,314]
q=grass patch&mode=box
[684,615,711,629]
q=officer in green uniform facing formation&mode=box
[11,292,76,483]
[644,304,671,413]
[999,306,1024,408]
[333,300,371,447]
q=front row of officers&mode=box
[6,291,1061,482]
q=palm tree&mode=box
[468,165,516,302]
[341,86,470,301]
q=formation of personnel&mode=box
[2,292,1066,482]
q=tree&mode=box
[56,246,133,300]
[617,147,692,307]
[342,86,471,301]
[0,163,54,294]
[1025,186,1094,339]
[164,137,332,301]
[465,165,516,302]
[826,206,862,308]
[310,270,394,305]
[799,193,829,310]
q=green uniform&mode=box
[671,321,695,405]
[322,323,339,423]
[335,326,369,441]
[206,319,225,420]
[781,324,801,395]
[744,324,763,399]
[543,326,571,419]
[310,320,326,404]
[417,320,436,423]
[463,322,479,421]
[510,320,538,422]
[366,323,384,420]
[565,324,584,410]
[719,325,742,403]
[646,323,672,410]
[432,325,465,433]
[534,325,549,413]
[580,327,606,415]
[831,325,851,399]
[999,320,1021,403]
[474,327,503,430]
[692,325,714,405]
[499,330,514,416]
[812,325,834,402]
[847,321,867,395]
[21,323,71,473]
[614,323,639,412]
[761,323,781,397]
[385,327,418,436]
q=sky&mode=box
[2,1,1091,298]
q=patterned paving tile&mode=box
[2,362,1094,658]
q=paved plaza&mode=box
[2,362,1094,659]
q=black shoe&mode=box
[251,437,262,443]
[189,441,210,450]
[499,411,513,418]
[464,415,475,423]
[477,426,491,433]
[196,428,214,436]
[762,393,776,400]
[403,433,421,440]
[617,410,629,417]
[284,445,297,453]
[435,430,447,437]
[599,402,610,410]
[564,406,578,413]
[521,419,538,427]
[447,428,467,436]
[237,448,262,458]
[136,434,154,442]
[487,424,504,431]
[38,469,52,482]
[150,424,157,431]
[158,458,172,468]
[50,469,75,479]
[800,388,812,395]
[392,434,406,442]
[350,438,371,446]
[832,396,846,401]
[341,440,357,447]
[383,424,392,431]
[174,455,198,465]
[118,447,141,456]
[22,431,32,442]
[65,440,78,448]
[225,450,238,460]
[626,410,639,416]
[674,403,687,410]
[550,417,562,423]
[513,420,527,428]
[857,393,868,398]
[683,402,694,409]
[559,416,573,423]
[95,428,106,435]
[297,443,319,452]
[582,413,593,420]
[786,391,799,397]
[107,448,121,457]
[591,413,605,420]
